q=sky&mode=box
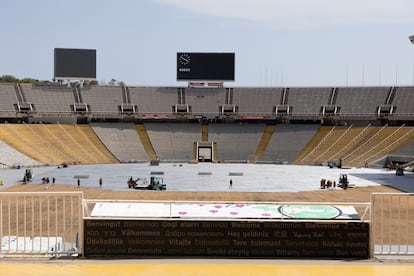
[1,0,414,87]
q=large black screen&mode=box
[54,48,96,79]
[177,52,235,81]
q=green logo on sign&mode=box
[280,205,341,219]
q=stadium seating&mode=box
[343,126,414,167]
[81,86,123,113]
[0,84,17,112]
[1,84,414,167]
[128,87,177,113]
[0,124,118,165]
[335,87,389,115]
[233,88,283,114]
[185,87,227,114]
[1,121,413,167]
[2,84,414,119]
[208,123,265,162]
[391,87,414,115]
[293,125,414,167]
[287,87,332,115]
[145,123,201,162]
[262,124,320,163]
[90,123,147,162]
[21,84,74,113]
[0,140,42,168]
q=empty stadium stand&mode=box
[391,87,414,116]
[20,84,74,114]
[335,87,389,116]
[90,123,147,162]
[184,87,227,115]
[81,86,123,114]
[129,87,177,114]
[292,125,414,167]
[394,139,414,156]
[262,124,320,164]
[1,84,414,167]
[232,87,283,115]
[74,124,119,163]
[2,84,414,123]
[0,121,413,167]
[0,140,42,168]
[287,87,332,116]
[0,84,18,113]
[208,123,265,162]
[0,123,118,165]
[342,125,414,167]
[145,123,201,162]
[0,123,69,165]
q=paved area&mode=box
[1,163,413,193]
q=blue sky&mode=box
[1,0,414,87]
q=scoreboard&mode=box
[177,52,235,81]
[54,48,96,80]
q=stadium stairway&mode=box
[202,124,208,142]
[135,123,158,161]
[251,124,276,163]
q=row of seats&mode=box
[293,125,414,167]
[0,124,118,166]
[1,123,413,167]
[1,84,414,116]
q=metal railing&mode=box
[4,192,414,258]
[2,109,414,121]
[370,193,414,256]
[0,192,83,257]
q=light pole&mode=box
[410,36,414,84]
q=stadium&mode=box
[1,49,414,275]
[1,82,414,167]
